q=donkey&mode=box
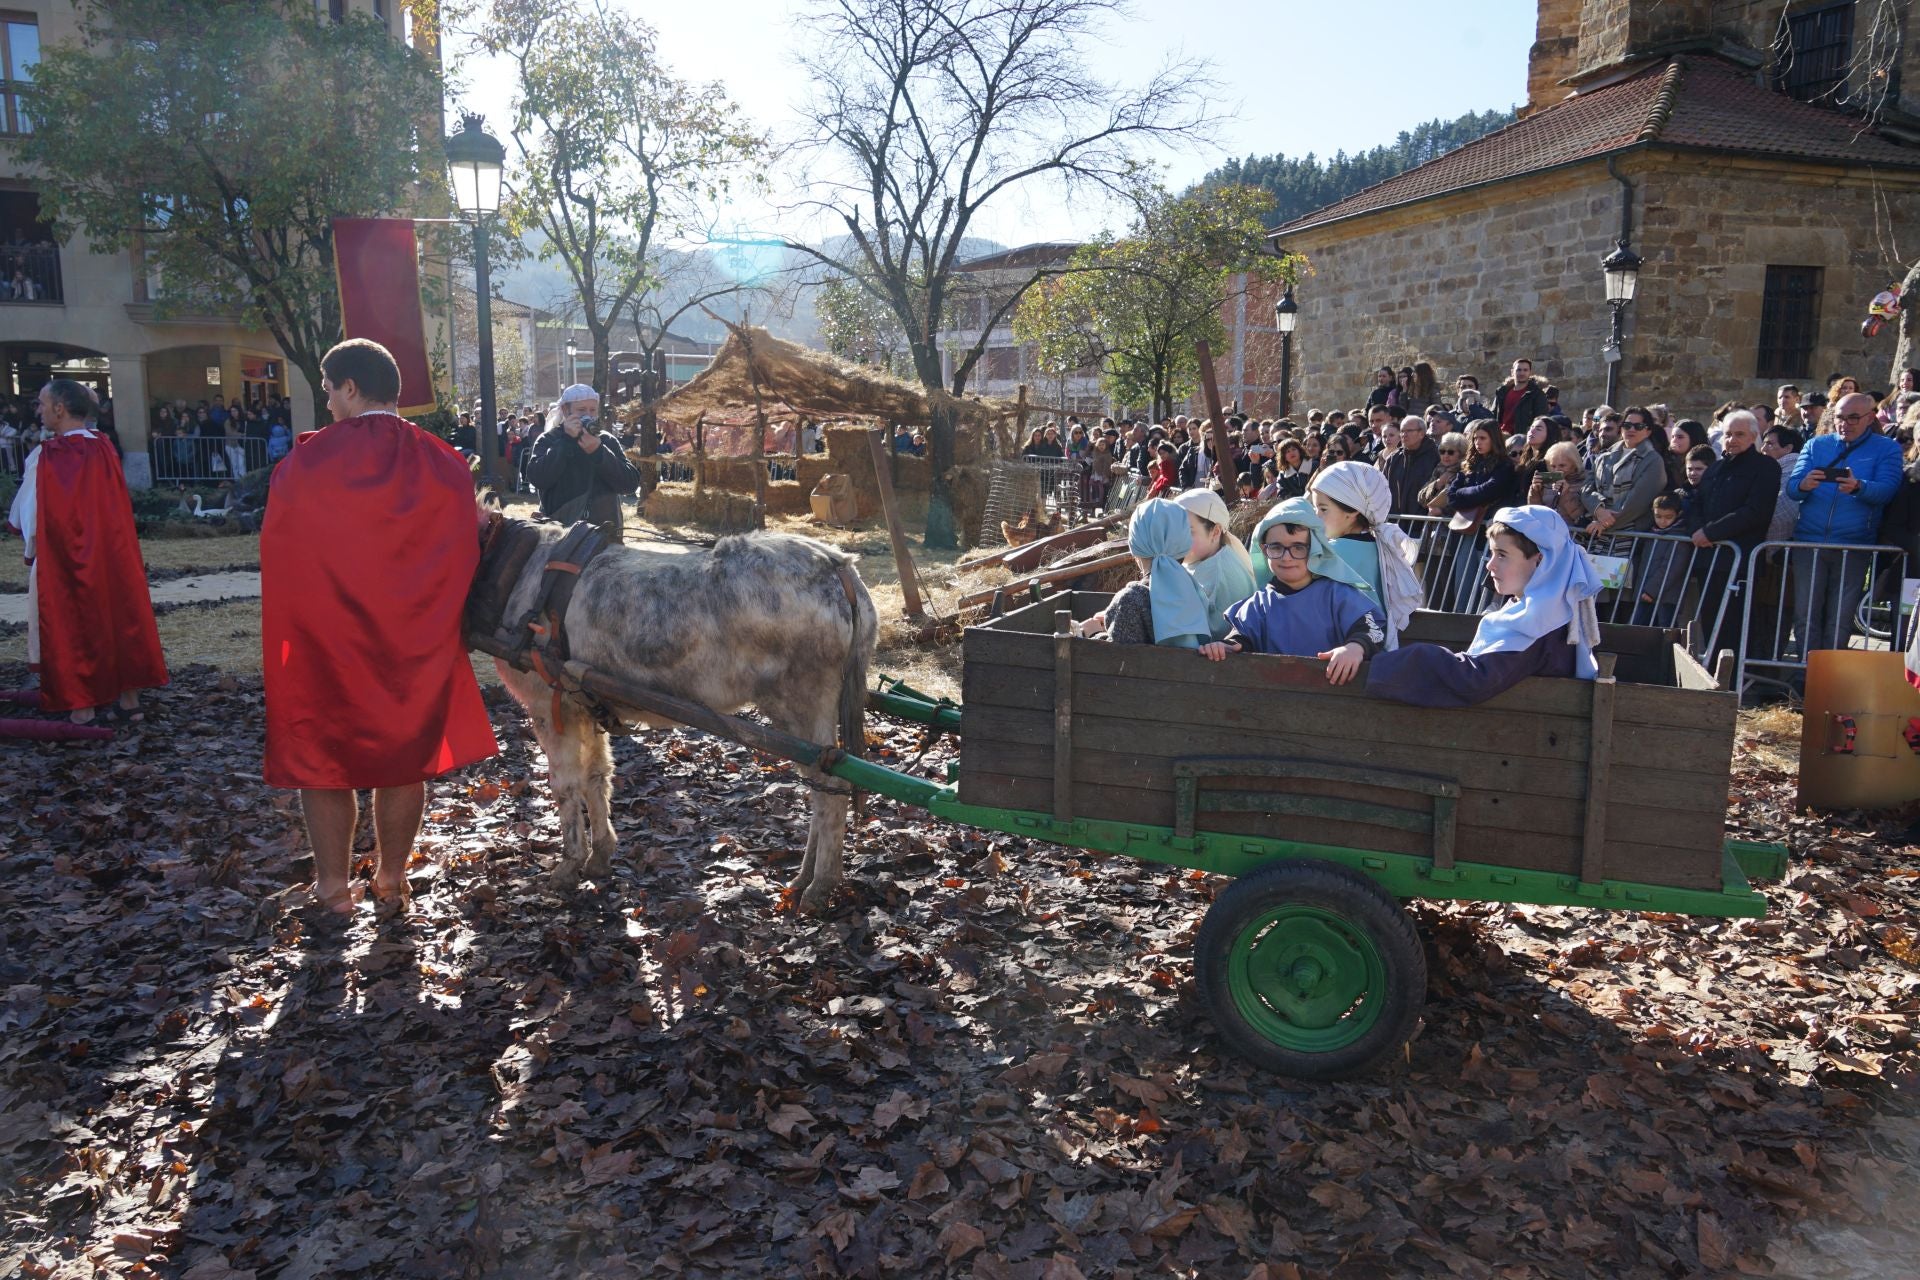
[485,523,877,909]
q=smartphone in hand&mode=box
[1826,466,1852,482]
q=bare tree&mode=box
[481,0,762,395]
[788,0,1212,546]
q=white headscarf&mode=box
[558,383,599,407]
[1469,505,1602,680]
[1173,489,1258,638]
[1306,461,1425,642]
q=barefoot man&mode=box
[6,378,167,724]
[261,339,497,916]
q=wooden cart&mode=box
[870,592,1783,1078]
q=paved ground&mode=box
[0,570,263,625]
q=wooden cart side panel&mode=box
[960,770,1723,890]
[967,657,1735,768]
[972,633,1744,736]
[959,703,1730,818]
[959,736,1726,853]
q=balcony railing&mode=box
[0,245,61,304]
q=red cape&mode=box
[33,432,169,712]
[260,413,497,789]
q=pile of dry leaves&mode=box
[3,664,1919,1279]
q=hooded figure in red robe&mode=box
[261,339,496,916]
[5,379,167,722]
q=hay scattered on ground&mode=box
[1739,704,1802,775]
[142,533,261,574]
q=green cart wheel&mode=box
[1194,859,1426,1080]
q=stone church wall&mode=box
[1227,154,1918,420]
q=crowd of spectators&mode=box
[1017,358,1920,678]
[148,395,295,481]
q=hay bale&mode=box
[765,480,811,517]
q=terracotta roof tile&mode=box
[1274,55,1920,236]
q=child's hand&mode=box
[1199,641,1232,662]
[1316,642,1364,685]
[1638,592,1654,604]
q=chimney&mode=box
[1524,0,1582,117]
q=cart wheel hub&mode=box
[1232,907,1384,1042]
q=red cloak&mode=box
[261,413,497,789]
[32,432,169,712]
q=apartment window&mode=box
[0,14,37,136]
[1775,2,1855,104]
[319,0,346,21]
[373,0,388,20]
[1756,266,1823,379]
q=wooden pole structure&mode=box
[1194,340,1234,494]
[692,412,707,501]
[955,549,1134,610]
[1014,383,1030,450]
[866,427,927,620]
[743,336,771,531]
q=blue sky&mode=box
[450,0,1536,247]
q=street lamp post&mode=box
[447,112,506,487]
[565,337,577,389]
[1273,286,1298,419]
[1601,239,1642,408]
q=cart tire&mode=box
[1195,859,1425,1081]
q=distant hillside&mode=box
[1203,106,1519,228]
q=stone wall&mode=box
[1625,156,1913,405]
[1259,164,1627,416]
[1247,151,1920,420]
[1526,0,1584,116]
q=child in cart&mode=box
[1198,497,1386,684]
[1366,504,1602,706]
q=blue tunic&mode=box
[1224,578,1386,658]
[1330,534,1383,607]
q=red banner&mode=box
[332,217,436,415]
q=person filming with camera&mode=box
[525,382,641,542]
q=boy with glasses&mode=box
[1198,497,1385,684]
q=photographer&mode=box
[525,383,641,542]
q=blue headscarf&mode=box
[1468,505,1602,680]
[1127,498,1213,649]
[1246,496,1377,596]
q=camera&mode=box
[576,414,597,431]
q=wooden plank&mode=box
[1580,657,1619,885]
[957,554,1136,610]
[963,627,1056,669]
[957,735,1726,854]
[1085,671,1577,761]
[1066,635,1736,734]
[959,708,1730,815]
[956,771,1724,890]
[967,591,1111,635]
[1673,644,1719,692]
[866,428,925,620]
[1052,611,1074,821]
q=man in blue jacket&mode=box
[1785,392,1904,655]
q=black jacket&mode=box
[1689,446,1778,552]
[525,425,640,531]
[1380,437,1441,515]
[1491,378,1550,436]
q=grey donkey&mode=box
[491,525,877,909]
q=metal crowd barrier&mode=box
[1735,540,1909,699]
[1388,516,1745,664]
[1579,529,1744,663]
[1390,513,1500,615]
[150,433,271,484]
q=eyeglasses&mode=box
[1438,449,1461,456]
[1838,411,1875,423]
[1623,421,1651,431]
[1260,542,1311,560]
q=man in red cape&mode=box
[6,379,167,723]
[262,339,496,917]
